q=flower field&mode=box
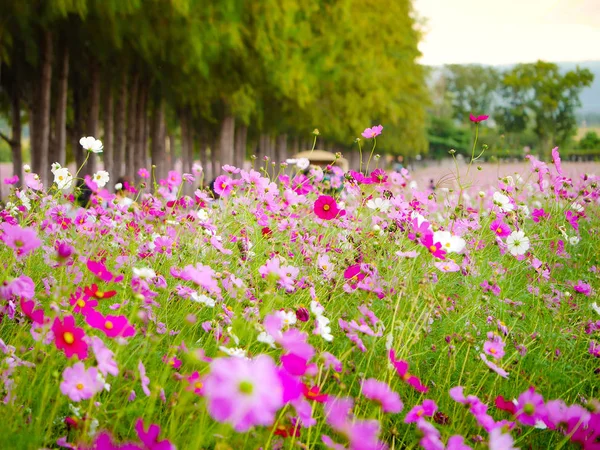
[0,135,599,450]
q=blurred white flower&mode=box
[132,267,156,279]
[93,170,110,188]
[197,209,209,221]
[17,191,31,210]
[53,167,74,190]
[592,302,600,316]
[218,346,247,358]
[433,230,466,253]
[366,197,391,212]
[276,310,297,326]
[296,158,310,170]
[506,230,530,256]
[79,136,103,153]
[114,183,123,191]
[51,162,62,174]
[23,164,31,172]
[190,292,215,307]
[257,331,276,348]
[493,192,514,212]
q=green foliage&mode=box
[579,131,600,150]
[444,64,501,122]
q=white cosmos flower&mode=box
[114,183,123,191]
[276,310,297,326]
[315,315,333,341]
[190,292,215,307]
[366,197,391,212]
[433,230,466,253]
[571,203,584,213]
[296,158,310,170]
[506,230,530,256]
[51,162,62,174]
[93,170,110,188]
[197,209,209,221]
[493,192,514,212]
[17,191,31,210]
[218,346,248,358]
[53,167,74,190]
[568,236,580,245]
[132,267,156,279]
[592,302,600,316]
[79,136,103,153]
[257,331,276,348]
[23,164,31,172]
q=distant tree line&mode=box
[0,0,428,186]
[427,62,594,160]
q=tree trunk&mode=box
[167,134,174,173]
[198,132,208,184]
[48,41,68,183]
[114,72,127,178]
[180,109,192,180]
[134,81,148,181]
[72,82,85,169]
[234,124,247,171]
[31,30,53,184]
[218,115,235,168]
[102,82,114,178]
[276,134,288,165]
[126,74,139,180]
[84,61,101,175]
[150,98,166,182]
[291,136,299,155]
[2,89,23,186]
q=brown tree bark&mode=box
[85,60,101,175]
[0,89,23,186]
[134,81,148,181]
[102,82,114,178]
[150,98,166,182]
[218,115,235,168]
[31,30,53,184]
[234,124,247,171]
[276,134,288,164]
[48,41,68,183]
[291,136,299,155]
[114,72,127,178]
[179,108,192,179]
[125,74,139,180]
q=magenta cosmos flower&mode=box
[361,125,383,139]
[314,195,345,221]
[404,399,438,423]
[85,310,136,338]
[203,355,284,432]
[389,349,428,393]
[361,378,403,413]
[214,175,234,197]
[60,362,104,402]
[469,113,489,123]
[490,219,511,238]
[53,316,88,359]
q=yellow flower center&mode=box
[96,291,105,298]
[239,381,253,395]
[496,227,502,233]
[490,348,496,354]
[76,299,86,308]
[76,383,84,390]
[417,409,425,417]
[429,245,437,253]
[194,381,203,390]
[63,332,75,344]
[323,204,330,211]
[104,321,113,330]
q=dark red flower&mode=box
[84,284,117,300]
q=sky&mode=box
[413,0,600,66]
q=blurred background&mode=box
[0,0,598,192]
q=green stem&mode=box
[365,137,377,174]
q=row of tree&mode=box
[427,62,594,160]
[0,0,428,187]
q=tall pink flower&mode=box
[203,355,284,431]
[135,419,175,450]
[361,125,383,139]
[1,223,42,257]
[60,362,104,402]
[89,336,119,377]
[404,400,437,423]
[490,219,511,238]
[389,350,428,393]
[52,316,88,360]
[214,175,234,197]
[469,113,489,123]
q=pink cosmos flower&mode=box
[89,336,119,377]
[203,355,284,431]
[167,170,181,188]
[469,113,489,123]
[0,274,35,300]
[135,418,175,450]
[314,195,345,221]
[139,360,151,396]
[4,175,19,185]
[186,371,205,396]
[389,349,428,393]
[1,223,42,257]
[490,219,511,238]
[531,208,549,223]
[214,175,234,197]
[489,427,518,450]
[87,259,123,283]
[588,341,600,358]
[361,378,403,413]
[370,169,387,184]
[162,355,182,370]
[514,387,547,427]
[69,289,98,314]
[85,310,135,338]
[20,298,45,324]
[361,125,383,139]
[480,353,509,378]
[483,339,506,360]
[551,147,563,175]
[138,168,150,179]
[53,316,88,360]
[434,260,460,273]
[60,362,104,402]
[420,232,446,260]
[405,399,437,423]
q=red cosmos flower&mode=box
[313,195,345,220]
[52,316,88,359]
[20,298,45,324]
[273,422,301,438]
[84,284,117,300]
[469,113,489,123]
[303,384,328,403]
[84,310,135,338]
[389,349,428,393]
[495,395,517,415]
